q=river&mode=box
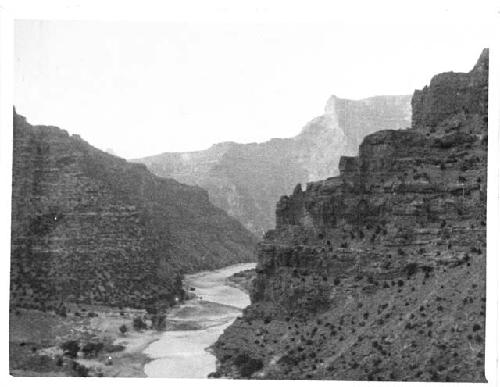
[143,262,256,378]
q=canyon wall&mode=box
[10,112,257,312]
[135,95,411,236]
[213,49,488,382]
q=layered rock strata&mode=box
[213,49,488,382]
[10,112,257,311]
[135,95,411,235]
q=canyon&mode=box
[10,111,257,313]
[135,94,411,236]
[143,262,255,378]
[213,49,488,381]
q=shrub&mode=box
[133,316,148,331]
[404,262,419,277]
[61,340,80,358]
[233,353,264,378]
[119,324,128,334]
[145,305,158,315]
[57,306,67,318]
[104,344,125,353]
[70,360,89,377]
[55,355,64,367]
[151,314,166,330]
[81,342,104,358]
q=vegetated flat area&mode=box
[9,304,161,377]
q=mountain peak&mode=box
[324,95,340,115]
[136,95,411,235]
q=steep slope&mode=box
[135,95,411,235]
[10,112,257,312]
[213,49,488,382]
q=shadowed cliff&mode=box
[10,113,257,311]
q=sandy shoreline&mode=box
[142,263,256,378]
[9,263,256,377]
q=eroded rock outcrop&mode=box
[134,95,411,235]
[10,113,257,312]
[213,50,488,382]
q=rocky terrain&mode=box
[226,269,256,295]
[213,49,488,381]
[10,111,257,314]
[134,95,411,235]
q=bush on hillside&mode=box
[60,340,80,358]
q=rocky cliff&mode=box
[134,95,411,236]
[213,49,488,382]
[10,112,257,312]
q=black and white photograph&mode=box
[0,0,498,383]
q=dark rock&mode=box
[10,114,257,311]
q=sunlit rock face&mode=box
[213,50,488,382]
[135,95,411,236]
[10,112,257,312]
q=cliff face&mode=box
[134,95,411,236]
[213,50,488,381]
[10,113,257,312]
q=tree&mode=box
[133,316,147,331]
[81,342,104,358]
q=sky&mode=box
[15,19,490,159]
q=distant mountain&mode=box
[10,111,257,312]
[134,95,411,235]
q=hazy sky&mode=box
[15,20,489,159]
